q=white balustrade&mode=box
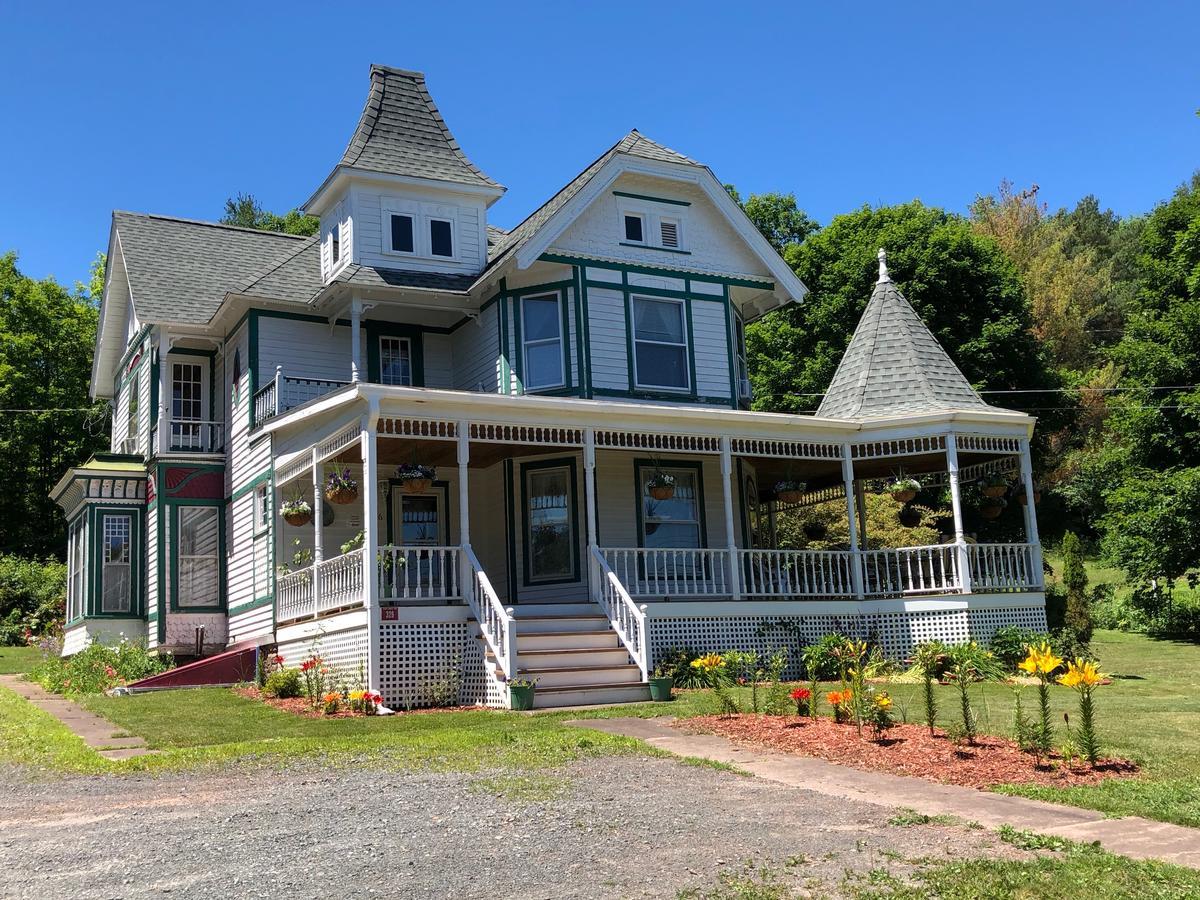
[276,568,315,622]
[969,543,1040,591]
[601,547,730,597]
[168,418,225,453]
[377,545,462,601]
[590,547,648,680]
[464,545,516,678]
[738,549,855,597]
[860,545,961,597]
[316,548,363,614]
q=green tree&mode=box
[747,201,1057,414]
[221,193,319,237]
[0,253,108,558]
[727,186,820,255]
[1060,531,1093,642]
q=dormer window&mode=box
[389,214,415,254]
[623,214,645,244]
[430,219,454,258]
[331,224,341,262]
[381,199,458,261]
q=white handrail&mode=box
[601,547,730,597]
[377,545,462,600]
[737,548,855,597]
[860,545,961,597]
[463,545,516,679]
[969,542,1040,591]
[590,546,648,681]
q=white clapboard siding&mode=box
[228,603,273,645]
[692,298,732,400]
[586,288,629,391]
[452,304,499,392]
[422,333,454,389]
[257,318,353,386]
[352,188,486,274]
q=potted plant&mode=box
[325,468,359,505]
[280,495,312,527]
[646,469,676,501]
[898,505,922,528]
[981,473,1009,498]
[649,661,675,702]
[888,477,921,504]
[980,496,1007,519]
[803,520,828,541]
[395,462,435,494]
[508,677,537,711]
[774,479,806,505]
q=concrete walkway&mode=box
[0,675,155,760]
[572,716,1200,869]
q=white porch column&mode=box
[312,449,324,615]
[583,429,598,599]
[1019,438,1044,588]
[945,434,973,595]
[457,420,471,599]
[855,481,868,551]
[361,401,380,691]
[841,443,865,600]
[719,436,741,601]
[350,298,362,383]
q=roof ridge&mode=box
[113,210,310,240]
[237,234,322,296]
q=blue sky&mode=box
[1,1,1196,289]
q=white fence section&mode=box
[969,543,1041,591]
[463,545,516,679]
[601,547,731,597]
[860,545,961,597]
[589,546,648,680]
[378,545,463,601]
[738,549,855,597]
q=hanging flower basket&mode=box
[888,477,921,504]
[774,480,806,505]
[981,473,1009,498]
[1017,488,1042,506]
[325,468,359,505]
[980,498,1007,519]
[281,498,312,527]
[898,505,922,528]
[803,521,828,541]
[395,463,435,495]
[646,470,676,501]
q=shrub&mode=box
[0,555,66,645]
[263,668,302,699]
[989,626,1048,670]
[656,647,707,688]
[800,633,851,681]
[1062,532,1094,643]
[31,639,170,694]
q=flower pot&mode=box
[648,485,676,501]
[890,489,918,504]
[1017,490,1042,506]
[283,510,312,527]
[980,503,1004,519]
[325,486,358,505]
[803,522,828,541]
[776,489,804,505]
[400,477,432,495]
[898,506,922,528]
[509,683,535,711]
[649,676,674,702]
[982,485,1007,499]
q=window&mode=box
[254,484,271,536]
[389,213,414,254]
[639,465,703,550]
[623,214,645,243]
[172,363,203,420]
[177,506,220,608]
[231,349,241,403]
[331,223,341,262]
[521,294,564,390]
[660,218,680,248]
[67,518,85,621]
[429,219,453,257]
[524,463,577,583]
[101,514,132,613]
[126,372,139,440]
[632,296,690,391]
[734,316,751,400]
[379,337,413,386]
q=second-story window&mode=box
[379,337,413,386]
[632,296,689,391]
[623,214,645,244]
[331,223,341,262]
[735,316,751,401]
[127,372,140,441]
[521,294,564,390]
[389,213,415,254]
[429,219,454,258]
[173,363,203,421]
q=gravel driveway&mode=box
[0,754,1020,898]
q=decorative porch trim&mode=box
[956,434,1022,454]
[730,437,842,460]
[595,429,720,453]
[851,435,946,459]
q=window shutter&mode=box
[660,220,679,248]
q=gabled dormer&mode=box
[303,65,505,283]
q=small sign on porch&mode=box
[381,607,398,621]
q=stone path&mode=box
[573,716,1200,870]
[0,675,155,760]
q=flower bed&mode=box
[235,686,479,718]
[676,714,1138,790]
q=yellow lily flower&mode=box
[1058,658,1103,689]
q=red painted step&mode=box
[128,643,259,691]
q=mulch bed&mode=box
[677,714,1139,789]
[233,686,479,719]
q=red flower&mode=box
[272,655,285,666]
[300,659,316,672]
[104,665,117,678]
[790,687,811,701]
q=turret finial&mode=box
[877,248,891,283]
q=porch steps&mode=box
[512,615,611,634]
[518,630,618,651]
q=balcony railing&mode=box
[738,549,855,597]
[601,548,731,597]
[968,543,1040,592]
[166,418,225,454]
[253,369,351,427]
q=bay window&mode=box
[177,506,220,608]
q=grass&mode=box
[0,645,41,675]
[0,686,109,773]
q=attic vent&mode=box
[660,220,679,248]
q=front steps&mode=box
[491,603,651,709]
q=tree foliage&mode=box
[726,186,820,255]
[0,252,108,558]
[221,193,319,237]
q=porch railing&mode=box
[378,545,462,601]
[589,546,648,680]
[276,568,315,622]
[738,549,855,597]
[317,548,364,613]
[167,418,225,453]
[601,547,731,597]
[464,545,516,679]
[253,368,351,427]
[969,542,1041,591]
[860,545,961,597]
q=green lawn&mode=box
[0,645,41,675]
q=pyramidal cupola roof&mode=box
[335,64,502,191]
[817,250,990,419]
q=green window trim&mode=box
[517,289,572,393]
[632,458,709,550]
[365,322,426,387]
[85,504,146,620]
[519,457,581,587]
[167,499,228,613]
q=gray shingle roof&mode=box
[817,263,988,419]
[338,65,501,189]
[113,212,313,324]
[331,264,476,293]
[482,130,700,276]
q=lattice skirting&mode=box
[378,621,505,709]
[647,605,1048,678]
[278,625,370,688]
